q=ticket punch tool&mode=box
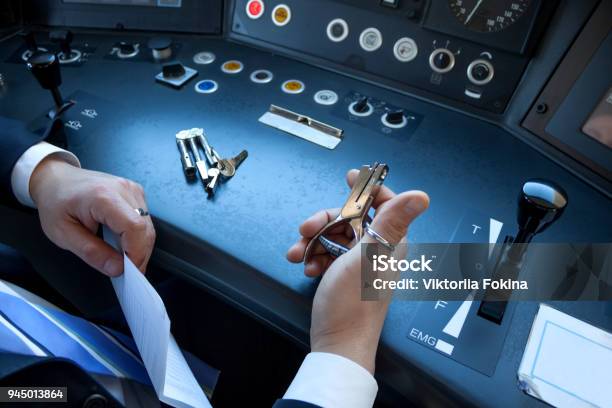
[303,163,389,262]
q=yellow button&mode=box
[221,60,244,74]
[272,4,291,26]
[282,80,304,94]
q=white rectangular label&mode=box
[435,339,455,355]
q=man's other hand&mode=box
[30,157,156,277]
[287,169,429,374]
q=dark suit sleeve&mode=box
[272,399,322,408]
[0,116,62,204]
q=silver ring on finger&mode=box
[134,208,150,217]
[364,223,395,252]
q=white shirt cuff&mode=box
[10,142,80,208]
[283,352,378,408]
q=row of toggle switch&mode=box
[349,97,409,129]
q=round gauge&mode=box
[448,0,530,33]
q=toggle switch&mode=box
[50,30,81,64]
[349,96,373,116]
[20,30,48,62]
[354,97,369,113]
[385,110,405,125]
[20,30,38,52]
[50,30,73,56]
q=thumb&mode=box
[366,191,430,246]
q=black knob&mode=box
[27,51,67,113]
[467,60,494,85]
[353,97,370,113]
[255,71,270,80]
[162,62,186,78]
[330,22,345,38]
[50,30,73,57]
[515,179,568,244]
[20,30,38,52]
[27,52,61,90]
[433,52,451,69]
[429,49,455,73]
[119,42,136,55]
[385,110,405,125]
[471,64,490,81]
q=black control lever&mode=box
[27,52,74,118]
[20,30,38,52]
[50,30,74,61]
[353,97,370,113]
[478,179,568,324]
[386,110,405,125]
[514,180,568,246]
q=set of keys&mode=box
[176,128,248,195]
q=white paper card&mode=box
[518,304,612,408]
[105,228,211,408]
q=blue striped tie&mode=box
[0,291,150,385]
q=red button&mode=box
[246,0,264,19]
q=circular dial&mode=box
[449,0,530,33]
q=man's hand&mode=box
[287,170,429,373]
[29,157,156,277]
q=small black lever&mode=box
[50,30,74,59]
[386,110,405,125]
[353,97,370,113]
[20,30,38,52]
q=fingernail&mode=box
[405,197,427,215]
[104,258,122,276]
